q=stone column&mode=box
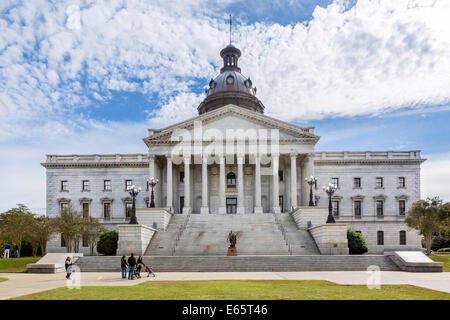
[200,155,209,214]
[272,154,281,213]
[183,156,191,214]
[254,155,263,213]
[218,156,226,214]
[302,153,315,206]
[290,152,298,210]
[237,155,245,214]
[166,156,173,210]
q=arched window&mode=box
[231,55,235,65]
[399,231,406,245]
[227,172,236,185]
[227,56,231,66]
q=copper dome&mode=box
[197,45,265,115]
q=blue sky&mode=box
[0,0,449,214]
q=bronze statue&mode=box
[227,230,237,248]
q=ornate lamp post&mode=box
[323,183,338,224]
[305,176,317,206]
[148,177,159,208]
[127,185,141,225]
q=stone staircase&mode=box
[171,214,290,256]
[75,255,400,272]
[274,213,320,255]
[144,214,188,256]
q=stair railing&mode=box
[272,212,292,255]
[171,211,191,256]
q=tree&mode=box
[438,202,450,241]
[0,204,35,252]
[81,217,105,255]
[96,230,118,255]
[347,228,368,254]
[405,197,443,254]
[52,204,83,253]
[29,216,55,256]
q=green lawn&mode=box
[0,257,40,273]
[13,280,450,300]
[0,277,7,283]
[430,254,450,272]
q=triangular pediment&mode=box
[143,104,319,146]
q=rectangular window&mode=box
[125,202,133,218]
[103,203,111,219]
[226,198,237,214]
[82,180,89,191]
[399,231,406,245]
[180,196,184,213]
[376,177,383,188]
[331,178,339,188]
[180,172,185,183]
[278,170,284,181]
[82,236,89,247]
[61,180,68,191]
[377,231,384,245]
[399,199,406,216]
[61,234,66,247]
[60,202,68,214]
[125,180,132,190]
[332,200,339,217]
[354,200,362,218]
[376,200,384,216]
[82,203,89,219]
[104,180,111,190]
[398,177,406,188]
[353,177,361,188]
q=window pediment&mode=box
[395,194,409,200]
[57,197,71,203]
[100,197,114,203]
[373,194,387,200]
[79,197,92,204]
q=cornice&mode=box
[314,159,425,166]
[41,162,149,169]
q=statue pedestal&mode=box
[227,247,237,256]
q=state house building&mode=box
[42,43,423,255]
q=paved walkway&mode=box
[0,271,449,299]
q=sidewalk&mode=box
[0,271,449,300]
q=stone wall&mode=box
[309,224,349,255]
[117,224,157,256]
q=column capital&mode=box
[290,150,298,158]
[183,156,191,164]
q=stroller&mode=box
[144,265,156,278]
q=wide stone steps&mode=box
[75,255,400,272]
[144,215,187,256]
[172,214,290,255]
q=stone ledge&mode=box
[386,251,443,272]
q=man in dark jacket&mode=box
[127,253,137,280]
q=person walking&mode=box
[127,253,136,280]
[136,256,144,279]
[121,256,128,279]
[13,244,19,258]
[4,243,11,259]
[65,257,73,280]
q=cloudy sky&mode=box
[1,0,449,214]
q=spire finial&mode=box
[229,14,232,45]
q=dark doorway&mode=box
[279,195,284,212]
[226,198,237,214]
[180,196,184,214]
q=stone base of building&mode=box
[309,223,349,255]
[200,207,210,214]
[254,206,263,214]
[117,224,157,256]
[136,208,173,231]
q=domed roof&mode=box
[197,45,265,115]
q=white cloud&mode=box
[422,152,450,202]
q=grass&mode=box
[0,257,40,273]
[0,277,7,283]
[429,254,450,272]
[12,280,450,300]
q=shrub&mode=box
[347,228,368,254]
[96,231,118,255]
[437,248,450,253]
[431,235,450,251]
